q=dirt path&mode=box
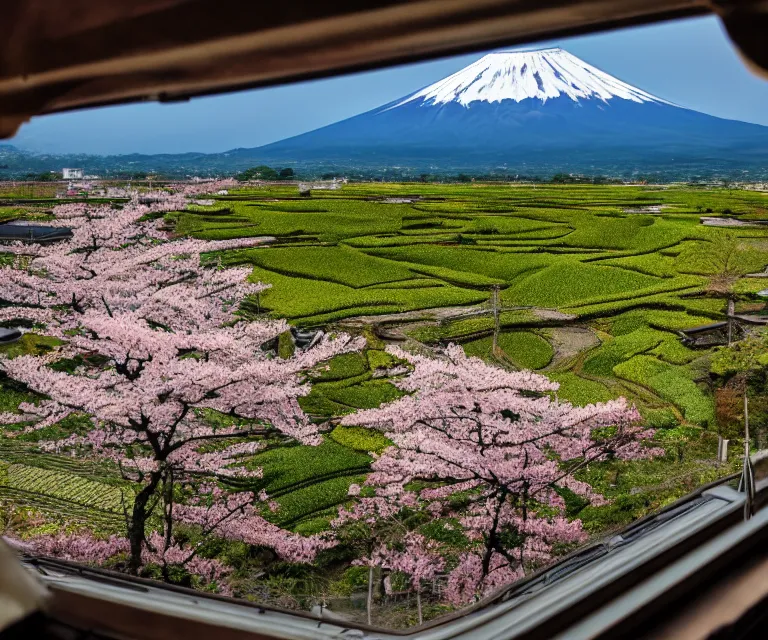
[337,305,577,342]
[544,327,600,371]
[337,304,492,328]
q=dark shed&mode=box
[0,223,73,243]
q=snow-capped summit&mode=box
[253,48,768,178]
[392,48,669,108]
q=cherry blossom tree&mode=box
[377,532,444,625]
[4,529,233,593]
[340,345,661,605]
[0,187,270,329]
[0,186,362,575]
[331,484,420,624]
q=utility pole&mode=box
[741,389,755,520]
[491,285,500,356]
[727,297,735,346]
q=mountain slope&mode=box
[252,49,768,176]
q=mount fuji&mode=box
[250,48,768,177]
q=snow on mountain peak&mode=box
[390,48,669,109]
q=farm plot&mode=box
[501,261,667,308]
[184,182,768,424]
[243,245,416,288]
[239,263,486,325]
[463,330,554,369]
[613,356,714,426]
[5,464,129,512]
[245,439,371,529]
[366,245,559,284]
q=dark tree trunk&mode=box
[482,491,506,576]
[127,472,162,574]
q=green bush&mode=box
[420,518,469,546]
[277,331,295,359]
[330,425,392,453]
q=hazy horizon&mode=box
[10,15,768,157]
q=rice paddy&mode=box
[2,181,767,537]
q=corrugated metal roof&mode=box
[0,223,72,242]
[0,328,22,343]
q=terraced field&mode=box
[173,183,768,427]
[2,182,767,540]
[0,441,129,531]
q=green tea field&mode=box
[1,181,766,586]
[175,183,768,428]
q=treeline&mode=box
[23,172,63,181]
[336,171,635,184]
[235,165,296,181]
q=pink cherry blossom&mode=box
[340,344,661,604]
[0,185,363,575]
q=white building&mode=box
[62,168,83,179]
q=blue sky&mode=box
[11,16,768,156]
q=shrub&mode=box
[330,425,392,454]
